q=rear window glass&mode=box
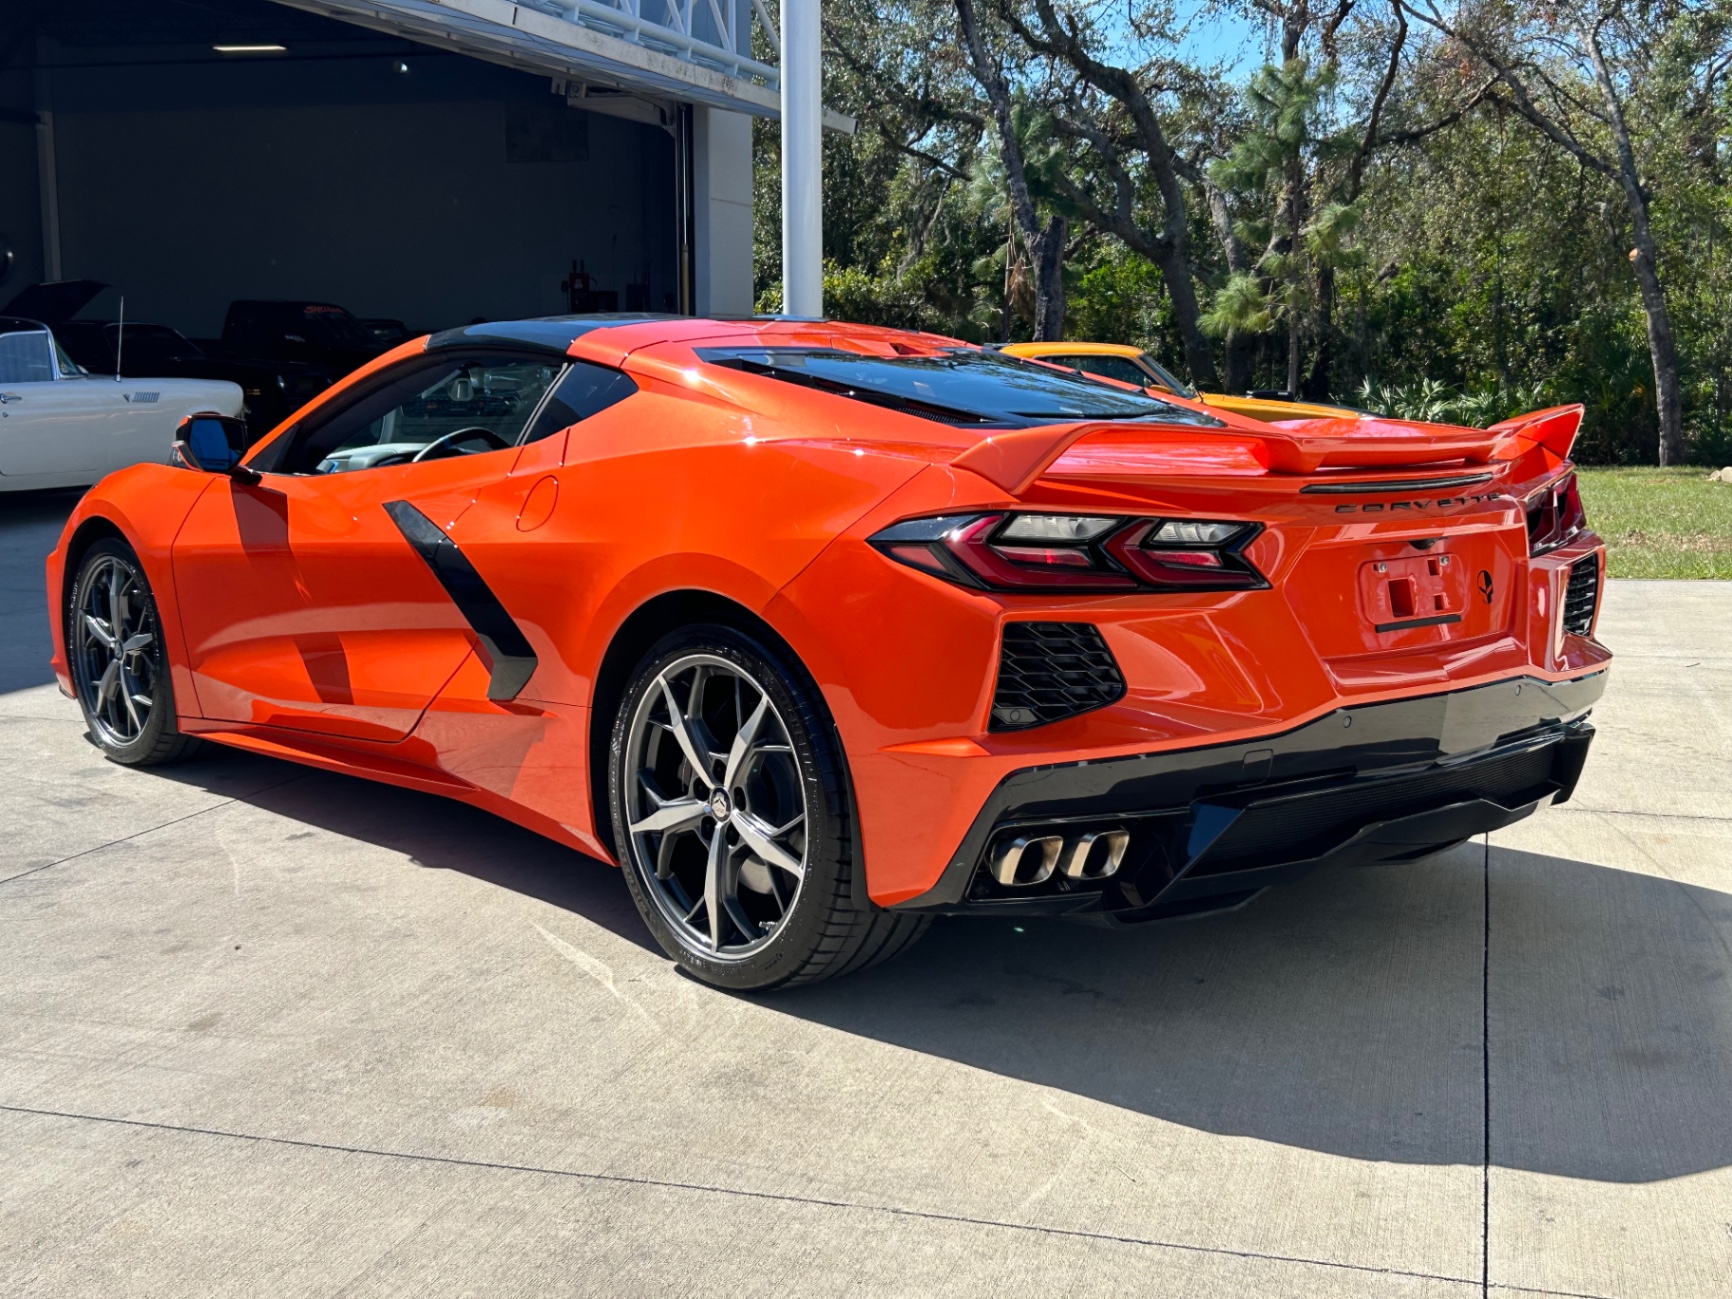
[0,329,55,383]
[700,347,1223,429]
[1065,354,1153,388]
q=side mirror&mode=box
[172,412,261,484]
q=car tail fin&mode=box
[1488,404,1584,462]
[949,424,1101,494]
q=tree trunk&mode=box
[1204,179,1254,393]
[1287,315,1300,398]
[1286,157,1305,399]
[1225,331,1255,394]
[957,0,1066,342]
[1629,232,1685,464]
[1585,23,1685,465]
[1306,262,1335,401]
[1143,244,1218,388]
[1032,214,1067,340]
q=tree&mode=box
[1397,0,1732,464]
[956,0,1069,337]
[997,0,1224,384]
[1203,57,1364,396]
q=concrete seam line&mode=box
[1481,832,1492,1299]
[1553,806,1732,823]
[0,1102,1490,1290]
[0,772,310,887]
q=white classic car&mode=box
[0,316,244,492]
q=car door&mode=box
[0,324,130,484]
[170,349,578,742]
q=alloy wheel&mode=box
[623,653,808,958]
[74,555,159,747]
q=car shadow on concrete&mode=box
[769,843,1732,1187]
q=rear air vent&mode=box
[991,622,1125,731]
[1563,557,1599,637]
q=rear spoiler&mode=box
[1486,404,1584,461]
[949,404,1585,495]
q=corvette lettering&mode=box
[1333,492,1502,514]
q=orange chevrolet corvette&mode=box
[47,316,1609,988]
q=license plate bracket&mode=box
[1359,553,1466,633]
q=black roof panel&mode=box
[425,314,683,355]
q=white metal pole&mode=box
[780,0,822,317]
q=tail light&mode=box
[870,512,1266,593]
[1526,473,1587,555]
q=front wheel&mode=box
[608,624,926,990]
[67,538,199,766]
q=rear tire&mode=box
[608,623,926,990]
[67,538,200,767]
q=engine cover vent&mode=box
[991,622,1126,731]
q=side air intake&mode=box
[991,622,1125,730]
[1563,557,1600,637]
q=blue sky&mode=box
[1152,2,1274,75]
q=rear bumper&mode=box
[892,671,1604,919]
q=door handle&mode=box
[0,393,20,403]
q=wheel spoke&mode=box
[723,692,770,791]
[95,659,120,710]
[656,673,715,790]
[629,797,707,836]
[120,680,143,733]
[107,568,123,647]
[122,631,154,655]
[731,809,804,879]
[84,614,116,652]
[703,824,727,950]
[655,830,681,881]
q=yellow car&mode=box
[1000,341,1355,422]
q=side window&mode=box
[283,353,566,474]
[1074,355,1156,389]
[519,358,637,443]
[0,329,55,384]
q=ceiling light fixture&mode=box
[213,44,287,53]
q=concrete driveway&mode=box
[2,491,1728,1298]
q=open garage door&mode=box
[0,0,685,356]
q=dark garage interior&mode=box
[0,0,680,343]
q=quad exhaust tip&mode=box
[990,829,1130,888]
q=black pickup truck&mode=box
[217,300,396,376]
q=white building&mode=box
[0,0,840,334]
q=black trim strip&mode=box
[383,501,538,701]
[1300,472,1494,494]
[1373,613,1462,633]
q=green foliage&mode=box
[1355,378,1551,427]
[1065,250,1179,353]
